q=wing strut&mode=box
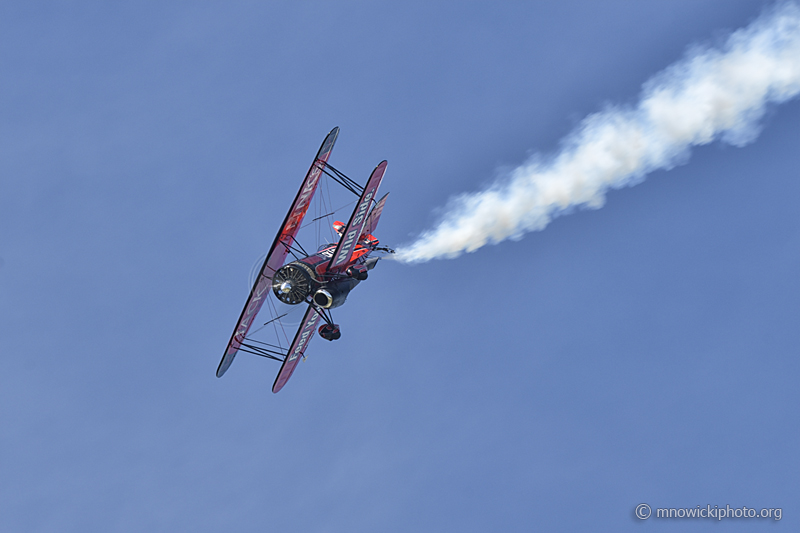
[318,162,364,197]
[236,340,286,362]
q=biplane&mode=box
[216,127,393,393]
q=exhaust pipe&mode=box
[313,289,334,308]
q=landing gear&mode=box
[314,303,341,341]
[319,324,341,341]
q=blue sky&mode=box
[1,1,797,531]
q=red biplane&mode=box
[216,127,393,392]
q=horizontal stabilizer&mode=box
[361,192,389,238]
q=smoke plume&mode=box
[395,2,800,263]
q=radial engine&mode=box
[272,253,376,309]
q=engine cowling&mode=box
[272,262,315,304]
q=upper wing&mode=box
[360,192,389,238]
[263,127,339,281]
[272,305,321,393]
[327,161,388,271]
[216,127,339,378]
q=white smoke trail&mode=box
[395,2,800,263]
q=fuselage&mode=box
[272,234,379,309]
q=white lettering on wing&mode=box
[287,312,319,362]
[285,166,322,233]
[235,278,271,340]
[333,191,374,266]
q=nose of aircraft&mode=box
[279,281,293,294]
